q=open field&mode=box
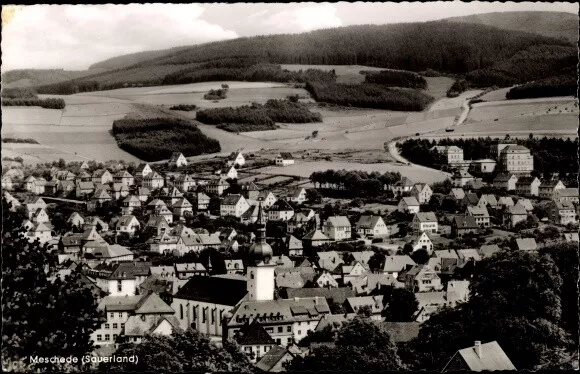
[466,97,578,123]
[478,87,512,101]
[254,161,449,184]
[80,81,311,109]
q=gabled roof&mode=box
[445,341,516,371]
[109,261,151,280]
[415,212,437,222]
[222,194,245,206]
[276,271,306,289]
[478,244,501,259]
[303,229,329,241]
[493,173,517,183]
[269,199,294,212]
[256,345,292,372]
[515,176,539,185]
[235,321,276,346]
[356,215,383,229]
[555,188,579,198]
[502,144,529,153]
[278,152,294,160]
[516,238,537,251]
[134,292,174,314]
[325,215,351,227]
[93,188,112,200]
[497,196,514,206]
[172,197,192,208]
[401,196,420,206]
[286,287,355,305]
[467,206,489,217]
[506,204,527,216]
[452,215,478,229]
[77,181,94,190]
[114,170,133,178]
[286,235,303,250]
[463,193,479,205]
[117,215,138,227]
[383,255,416,273]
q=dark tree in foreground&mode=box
[406,250,573,371]
[287,317,405,371]
[383,288,419,322]
[100,329,253,372]
[2,199,104,372]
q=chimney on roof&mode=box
[474,341,482,358]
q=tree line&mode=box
[310,169,401,197]
[446,78,469,97]
[203,88,228,100]
[306,81,433,111]
[196,99,322,131]
[399,136,579,179]
[363,69,427,89]
[506,71,578,99]
[112,117,221,161]
[2,97,66,109]
[169,104,197,111]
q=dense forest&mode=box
[506,72,578,99]
[465,44,576,87]
[111,117,221,161]
[307,82,433,111]
[363,70,427,89]
[23,20,575,96]
[399,137,579,180]
[196,99,322,131]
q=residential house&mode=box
[451,216,479,237]
[227,151,245,167]
[410,183,433,205]
[497,196,515,208]
[404,265,443,293]
[398,196,420,214]
[286,235,303,257]
[516,238,538,252]
[221,194,250,218]
[356,215,389,238]
[346,296,384,321]
[113,170,134,187]
[256,345,295,373]
[547,200,577,225]
[285,187,307,205]
[23,221,53,244]
[302,230,330,248]
[466,206,490,227]
[195,192,211,211]
[287,209,316,233]
[515,198,534,212]
[258,191,278,208]
[442,341,516,372]
[137,187,151,203]
[413,291,447,322]
[462,193,479,208]
[390,177,414,195]
[111,183,130,200]
[173,197,193,219]
[168,152,188,168]
[515,176,541,197]
[316,251,344,272]
[206,178,230,196]
[92,169,113,185]
[409,231,433,253]
[67,212,85,228]
[145,216,171,237]
[143,172,164,190]
[174,174,197,192]
[553,188,579,204]
[314,272,339,288]
[382,255,416,279]
[275,153,295,167]
[449,188,466,201]
[175,263,208,279]
[337,262,368,285]
[539,180,566,199]
[116,215,140,236]
[31,208,50,224]
[234,321,276,363]
[134,163,153,180]
[412,212,438,233]
[268,200,295,221]
[60,180,75,195]
[121,195,141,215]
[322,216,351,241]
[451,170,474,187]
[493,173,518,191]
[241,182,260,201]
[224,165,238,180]
[502,204,528,229]
[477,194,498,210]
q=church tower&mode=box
[247,199,275,301]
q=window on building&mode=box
[109,313,114,319]
[180,304,183,319]
[276,338,281,345]
[113,334,118,340]
[202,309,207,323]
[121,323,125,329]
[113,323,118,329]
[118,313,123,318]
[278,326,283,333]
[245,347,252,353]
[298,330,302,335]
[97,335,102,341]
[105,324,110,329]
[105,334,110,341]
[117,280,122,292]
[250,272,254,279]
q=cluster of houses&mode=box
[2,144,576,372]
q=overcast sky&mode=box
[1,2,577,71]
